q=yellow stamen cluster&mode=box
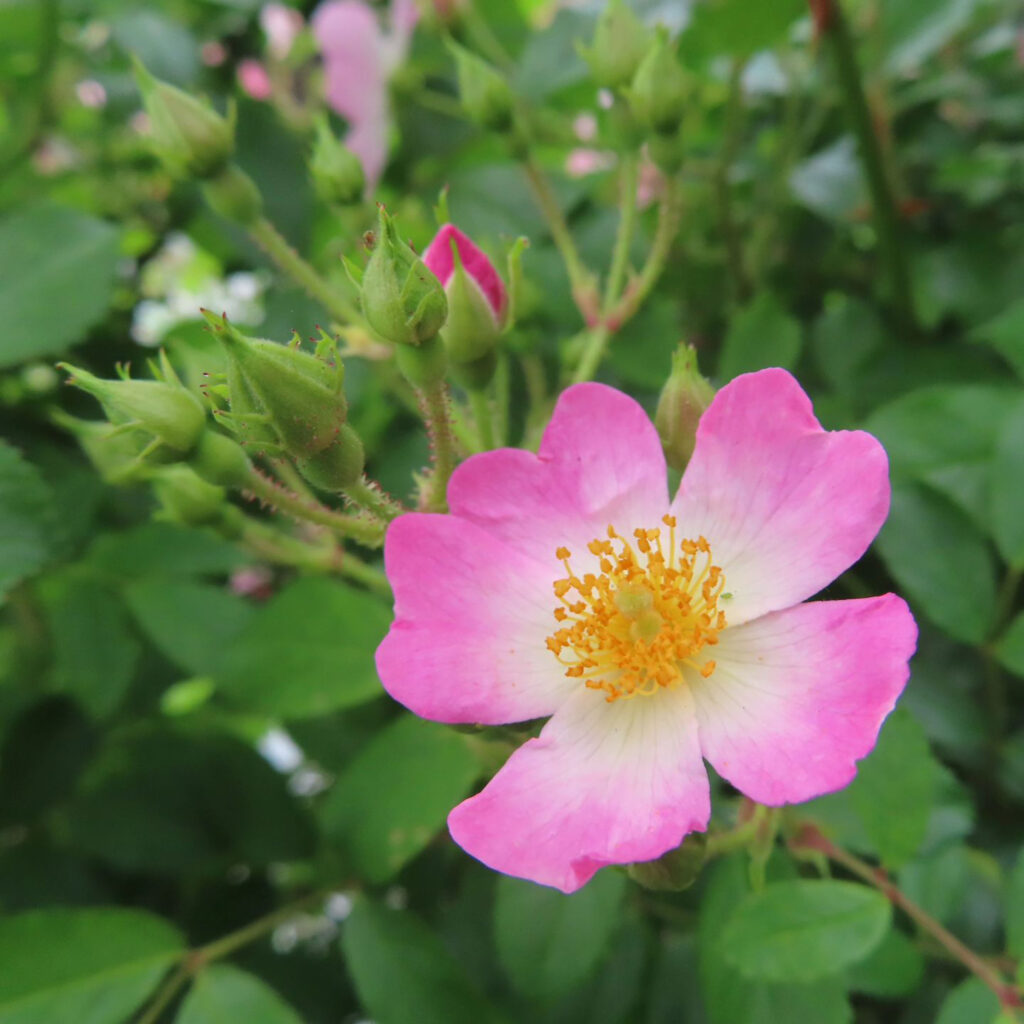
[546,516,726,703]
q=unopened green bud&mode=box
[152,465,227,527]
[361,208,448,347]
[448,40,515,132]
[655,345,715,471]
[629,29,687,135]
[310,117,365,205]
[189,429,253,489]
[202,163,263,226]
[134,59,234,178]
[60,355,207,455]
[628,834,707,891]
[204,312,348,460]
[578,0,650,89]
[296,424,365,492]
[52,410,159,484]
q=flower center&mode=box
[545,516,727,703]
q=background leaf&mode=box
[0,443,53,601]
[177,965,304,1024]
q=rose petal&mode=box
[448,383,669,570]
[671,368,891,625]
[422,224,507,322]
[377,513,572,724]
[448,684,710,892]
[690,594,917,805]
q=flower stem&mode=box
[790,824,1022,1011]
[420,378,457,512]
[521,154,598,321]
[605,152,640,309]
[136,891,330,1024]
[249,216,361,326]
[816,0,917,332]
[713,58,750,305]
[468,387,496,450]
[245,468,385,545]
[344,477,405,522]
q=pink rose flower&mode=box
[237,59,273,101]
[376,370,917,892]
[311,0,418,191]
[422,223,508,326]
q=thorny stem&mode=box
[420,377,457,512]
[791,824,1023,1013]
[249,217,362,327]
[136,891,330,1024]
[815,0,917,333]
[344,477,405,523]
[245,468,385,545]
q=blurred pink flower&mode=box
[201,41,228,67]
[377,370,916,892]
[261,3,304,60]
[312,0,418,191]
[565,148,613,178]
[238,59,273,101]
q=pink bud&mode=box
[422,224,507,325]
[260,4,304,60]
[238,59,273,101]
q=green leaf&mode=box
[38,575,140,719]
[65,729,315,874]
[320,715,480,883]
[875,483,997,645]
[880,0,979,74]
[865,384,1018,529]
[811,294,886,394]
[789,138,866,223]
[122,579,254,676]
[86,523,245,579]
[342,899,501,1024]
[681,0,804,59]
[997,613,1024,679]
[971,298,1024,381]
[0,442,53,600]
[847,708,938,868]
[0,697,96,827]
[717,292,802,383]
[935,977,1002,1024]
[177,965,303,1024]
[699,857,853,1024]
[846,927,925,998]
[494,870,626,1001]
[0,205,121,369]
[1006,847,1024,959]
[898,844,970,925]
[720,880,891,983]
[990,397,1024,566]
[217,577,389,718]
[0,906,183,1024]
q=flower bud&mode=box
[188,429,253,490]
[578,0,650,89]
[629,29,687,135]
[204,312,348,460]
[655,345,715,471]
[296,424,365,492]
[448,40,515,132]
[422,223,507,378]
[134,59,234,178]
[395,334,448,388]
[152,465,227,527]
[310,116,365,205]
[360,207,448,347]
[627,834,707,891]
[202,163,263,226]
[59,355,207,455]
[51,410,160,484]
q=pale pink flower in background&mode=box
[261,3,304,59]
[312,0,418,191]
[573,112,598,142]
[238,59,273,101]
[75,79,107,109]
[377,370,917,892]
[422,223,508,326]
[565,148,614,178]
[201,41,228,67]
